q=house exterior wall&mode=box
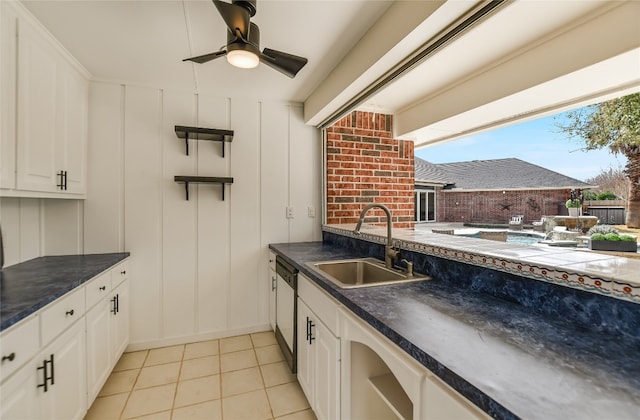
[435,189,570,224]
[326,111,414,228]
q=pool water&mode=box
[506,234,542,245]
[463,231,543,245]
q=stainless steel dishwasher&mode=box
[275,256,297,373]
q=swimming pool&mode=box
[506,233,544,245]
[462,231,544,245]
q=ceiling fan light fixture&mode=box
[183,2,307,77]
[227,49,259,69]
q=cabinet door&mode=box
[296,298,313,402]
[16,18,58,193]
[297,297,340,420]
[40,320,87,420]
[111,279,130,360]
[55,66,87,194]
[313,319,340,420]
[86,298,112,404]
[0,2,17,189]
[0,357,41,420]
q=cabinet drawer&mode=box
[298,273,339,336]
[85,271,112,309]
[40,287,85,346]
[111,260,129,288]
[0,315,39,382]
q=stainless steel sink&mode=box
[305,258,431,289]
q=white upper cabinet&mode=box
[16,18,59,193]
[54,63,88,194]
[1,1,89,198]
[0,3,17,189]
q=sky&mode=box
[414,112,627,182]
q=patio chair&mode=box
[532,216,549,232]
[508,215,523,230]
[479,231,508,242]
[431,229,454,235]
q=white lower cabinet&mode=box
[0,257,130,420]
[297,298,340,420]
[1,320,86,420]
[296,273,341,420]
[86,267,130,404]
[86,296,113,401]
[111,279,130,361]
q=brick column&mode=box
[326,111,414,229]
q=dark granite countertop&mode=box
[270,242,640,420]
[0,253,130,331]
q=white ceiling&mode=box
[19,0,640,145]
[21,0,393,102]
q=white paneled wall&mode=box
[0,198,41,266]
[0,197,84,266]
[85,81,321,350]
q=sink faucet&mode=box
[354,203,399,269]
[401,259,414,277]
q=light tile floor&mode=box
[85,331,316,420]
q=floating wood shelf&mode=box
[174,176,234,201]
[174,125,233,157]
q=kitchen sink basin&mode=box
[305,258,431,289]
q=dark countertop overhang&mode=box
[1,253,130,331]
[270,241,640,420]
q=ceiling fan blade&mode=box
[213,0,250,39]
[260,48,308,78]
[183,50,226,64]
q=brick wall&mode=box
[436,189,570,224]
[326,111,414,228]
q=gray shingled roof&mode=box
[415,157,593,190]
[415,158,453,186]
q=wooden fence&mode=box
[584,200,626,225]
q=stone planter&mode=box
[590,240,638,252]
[567,207,580,217]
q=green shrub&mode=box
[604,232,621,241]
[591,233,607,241]
[596,191,618,200]
[583,190,598,200]
[620,235,637,242]
[587,225,618,236]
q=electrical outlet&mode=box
[308,206,316,218]
[286,206,294,219]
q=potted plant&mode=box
[565,189,582,217]
[589,231,638,252]
[565,199,581,217]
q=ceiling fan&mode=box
[183,0,308,78]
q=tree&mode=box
[585,166,627,201]
[556,93,640,227]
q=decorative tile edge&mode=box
[611,281,640,303]
[322,226,640,304]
